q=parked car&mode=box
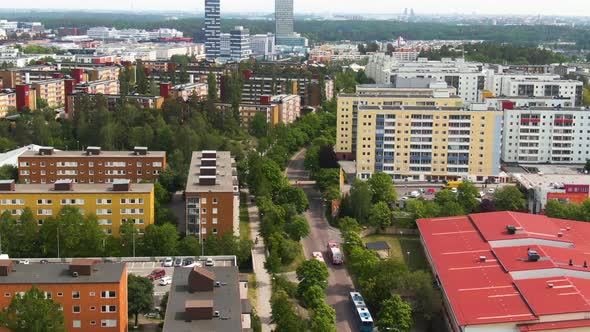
[205,258,215,267]
[451,188,458,193]
[410,191,421,198]
[479,191,485,198]
[163,257,174,267]
[148,269,166,280]
[40,259,49,264]
[174,258,182,267]
[183,258,195,266]
[17,259,29,265]
[158,276,172,286]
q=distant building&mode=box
[229,26,251,62]
[0,89,16,117]
[215,94,300,130]
[241,73,333,106]
[220,33,231,58]
[66,93,165,115]
[0,259,128,332]
[250,33,275,60]
[204,0,221,60]
[0,179,154,236]
[275,0,294,40]
[163,261,251,331]
[185,151,239,240]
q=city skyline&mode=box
[1,0,590,16]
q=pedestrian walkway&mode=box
[245,190,274,332]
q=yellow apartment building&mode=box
[0,179,154,236]
[336,84,503,182]
[31,79,65,108]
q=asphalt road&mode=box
[286,149,357,332]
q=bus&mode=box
[350,292,374,332]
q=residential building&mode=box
[336,83,503,182]
[502,107,590,164]
[18,146,166,184]
[499,78,583,106]
[185,151,239,240]
[215,102,280,130]
[250,33,275,60]
[418,211,590,332]
[0,89,16,117]
[74,80,120,95]
[230,26,251,62]
[66,93,164,115]
[30,79,66,108]
[205,0,221,60]
[160,82,208,101]
[484,96,574,110]
[241,74,334,106]
[163,258,251,331]
[267,94,301,124]
[484,72,561,96]
[0,179,154,235]
[514,172,590,213]
[275,0,294,42]
[0,145,47,168]
[0,259,127,332]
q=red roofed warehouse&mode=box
[417,211,590,332]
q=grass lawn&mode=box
[362,234,429,271]
[239,192,251,241]
[248,273,258,310]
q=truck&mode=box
[327,242,343,265]
[312,252,325,264]
[444,180,463,190]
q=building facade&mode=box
[275,0,294,40]
[0,260,127,332]
[204,0,221,60]
[0,179,154,235]
[502,107,590,164]
[31,79,66,108]
[18,147,166,184]
[250,33,275,60]
[242,74,333,106]
[229,26,251,62]
[185,151,239,240]
[0,90,16,117]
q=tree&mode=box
[368,201,393,228]
[493,186,526,212]
[375,295,413,332]
[404,199,440,220]
[0,286,65,332]
[585,159,590,172]
[296,258,329,296]
[338,216,361,233]
[302,285,325,309]
[178,236,201,256]
[271,289,305,332]
[367,172,397,204]
[457,181,479,213]
[143,223,179,256]
[276,186,309,214]
[285,216,310,241]
[128,275,154,328]
[310,302,337,332]
[346,179,373,224]
[0,165,17,181]
[207,73,218,101]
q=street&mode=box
[286,149,357,332]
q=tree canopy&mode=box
[0,286,65,332]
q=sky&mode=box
[0,0,589,16]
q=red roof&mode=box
[518,319,590,331]
[417,211,590,329]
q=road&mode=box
[286,149,357,332]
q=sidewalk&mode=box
[246,190,274,332]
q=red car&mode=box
[147,269,166,280]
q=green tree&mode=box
[367,172,397,204]
[285,216,310,241]
[251,113,269,138]
[338,217,361,233]
[143,223,179,256]
[0,165,17,181]
[375,295,413,332]
[0,286,65,332]
[178,236,201,256]
[13,208,39,258]
[346,179,373,224]
[270,289,305,332]
[457,181,479,213]
[296,258,329,296]
[368,201,393,228]
[493,186,526,212]
[310,302,337,332]
[302,284,325,309]
[207,73,218,101]
[404,199,441,220]
[276,186,309,214]
[128,275,154,328]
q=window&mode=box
[101,291,116,298]
[89,292,95,297]
[73,320,81,328]
[4,293,10,297]
[89,162,94,167]
[96,209,112,215]
[212,218,218,224]
[202,208,207,214]
[96,199,112,205]
[57,292,63,297]
[153,162,162,167]
[101,305,117,313]
[73,305,80,313]
[90,306,96,311]
[72,291,80,299]
[213,228,218,234]
[19,162,29,167]
[213,198,218,204]
[37,209,53,216]
[101,320,117,327]
[201,198,207,204]
[45,292,52,299]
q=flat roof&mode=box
[163,266,242,332]
[20,150,165,158]
[185,151,237,194]
[0,262,125,284]
[358,105,497,112]
[514,173,590,191]
[417,212,590,327]
[6,183,153,194]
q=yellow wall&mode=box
[0,188,154,236]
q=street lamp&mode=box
[406,251,411,267]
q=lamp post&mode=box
[406,251,411,267]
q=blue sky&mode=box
[0,0,589,16]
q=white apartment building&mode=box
[484,72,561,96]
[272,94,301,124]
[502,107,590,164]
[220,33,231,57]
[229,26,251,62]
[484,96,574,110]
[250,33,275,61]
[500,78,583,106]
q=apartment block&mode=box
[241,74,334,106]
[31,79,66,108]
[502,107,590,164]
[0,259,127,332]
[159,82,208,101]
[185,151,239,240]
[0,89,16,117]
[74,80,120,95]
[215,102,280,130]
[18,146,166,184]
[500,78,583,106]
[269,94,300,124]
[484,96,574,110]
[0,179,154,235]
[336,84,503,182]
[66,93,165,116]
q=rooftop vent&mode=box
[200,166,216,176]
[569,259,574,266]
[199,176,216,186]
[112,179,131,192]
[0,180,16,192]
[585,261,588,268]
[86,146,101,155]
[548,283,554,288]
[507,225,517,235]
[0,260,13,276]
[558,232,564,237]
[185,299,214,321]
[201,158,217,167]
[134,146,148,156]
[527,250,540,262]
[479,256,486,262]
[69,259,96,276]
[202,150,217,159]
[38,146,54,155]
[54,179,74,191]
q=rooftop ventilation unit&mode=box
[507,225,517,235]
[527,250,540,262]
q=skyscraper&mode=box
[230,26,251,62]
[275,0,294,38]
[205,0,221,60]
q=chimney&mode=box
[112,179,131,192]
[188,266,215,292]
[38,146,54,155]
[86,146,101,155]
[569,259,574,266]
[69,259,96,276]
[0,180,16,192]
[185,300,214,321]
[134,146,148,156]
[54,179,74,191]
[160,82,172,98]
[0,260,13,276]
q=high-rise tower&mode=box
[275,0,294,38]
[205,0,221,60]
